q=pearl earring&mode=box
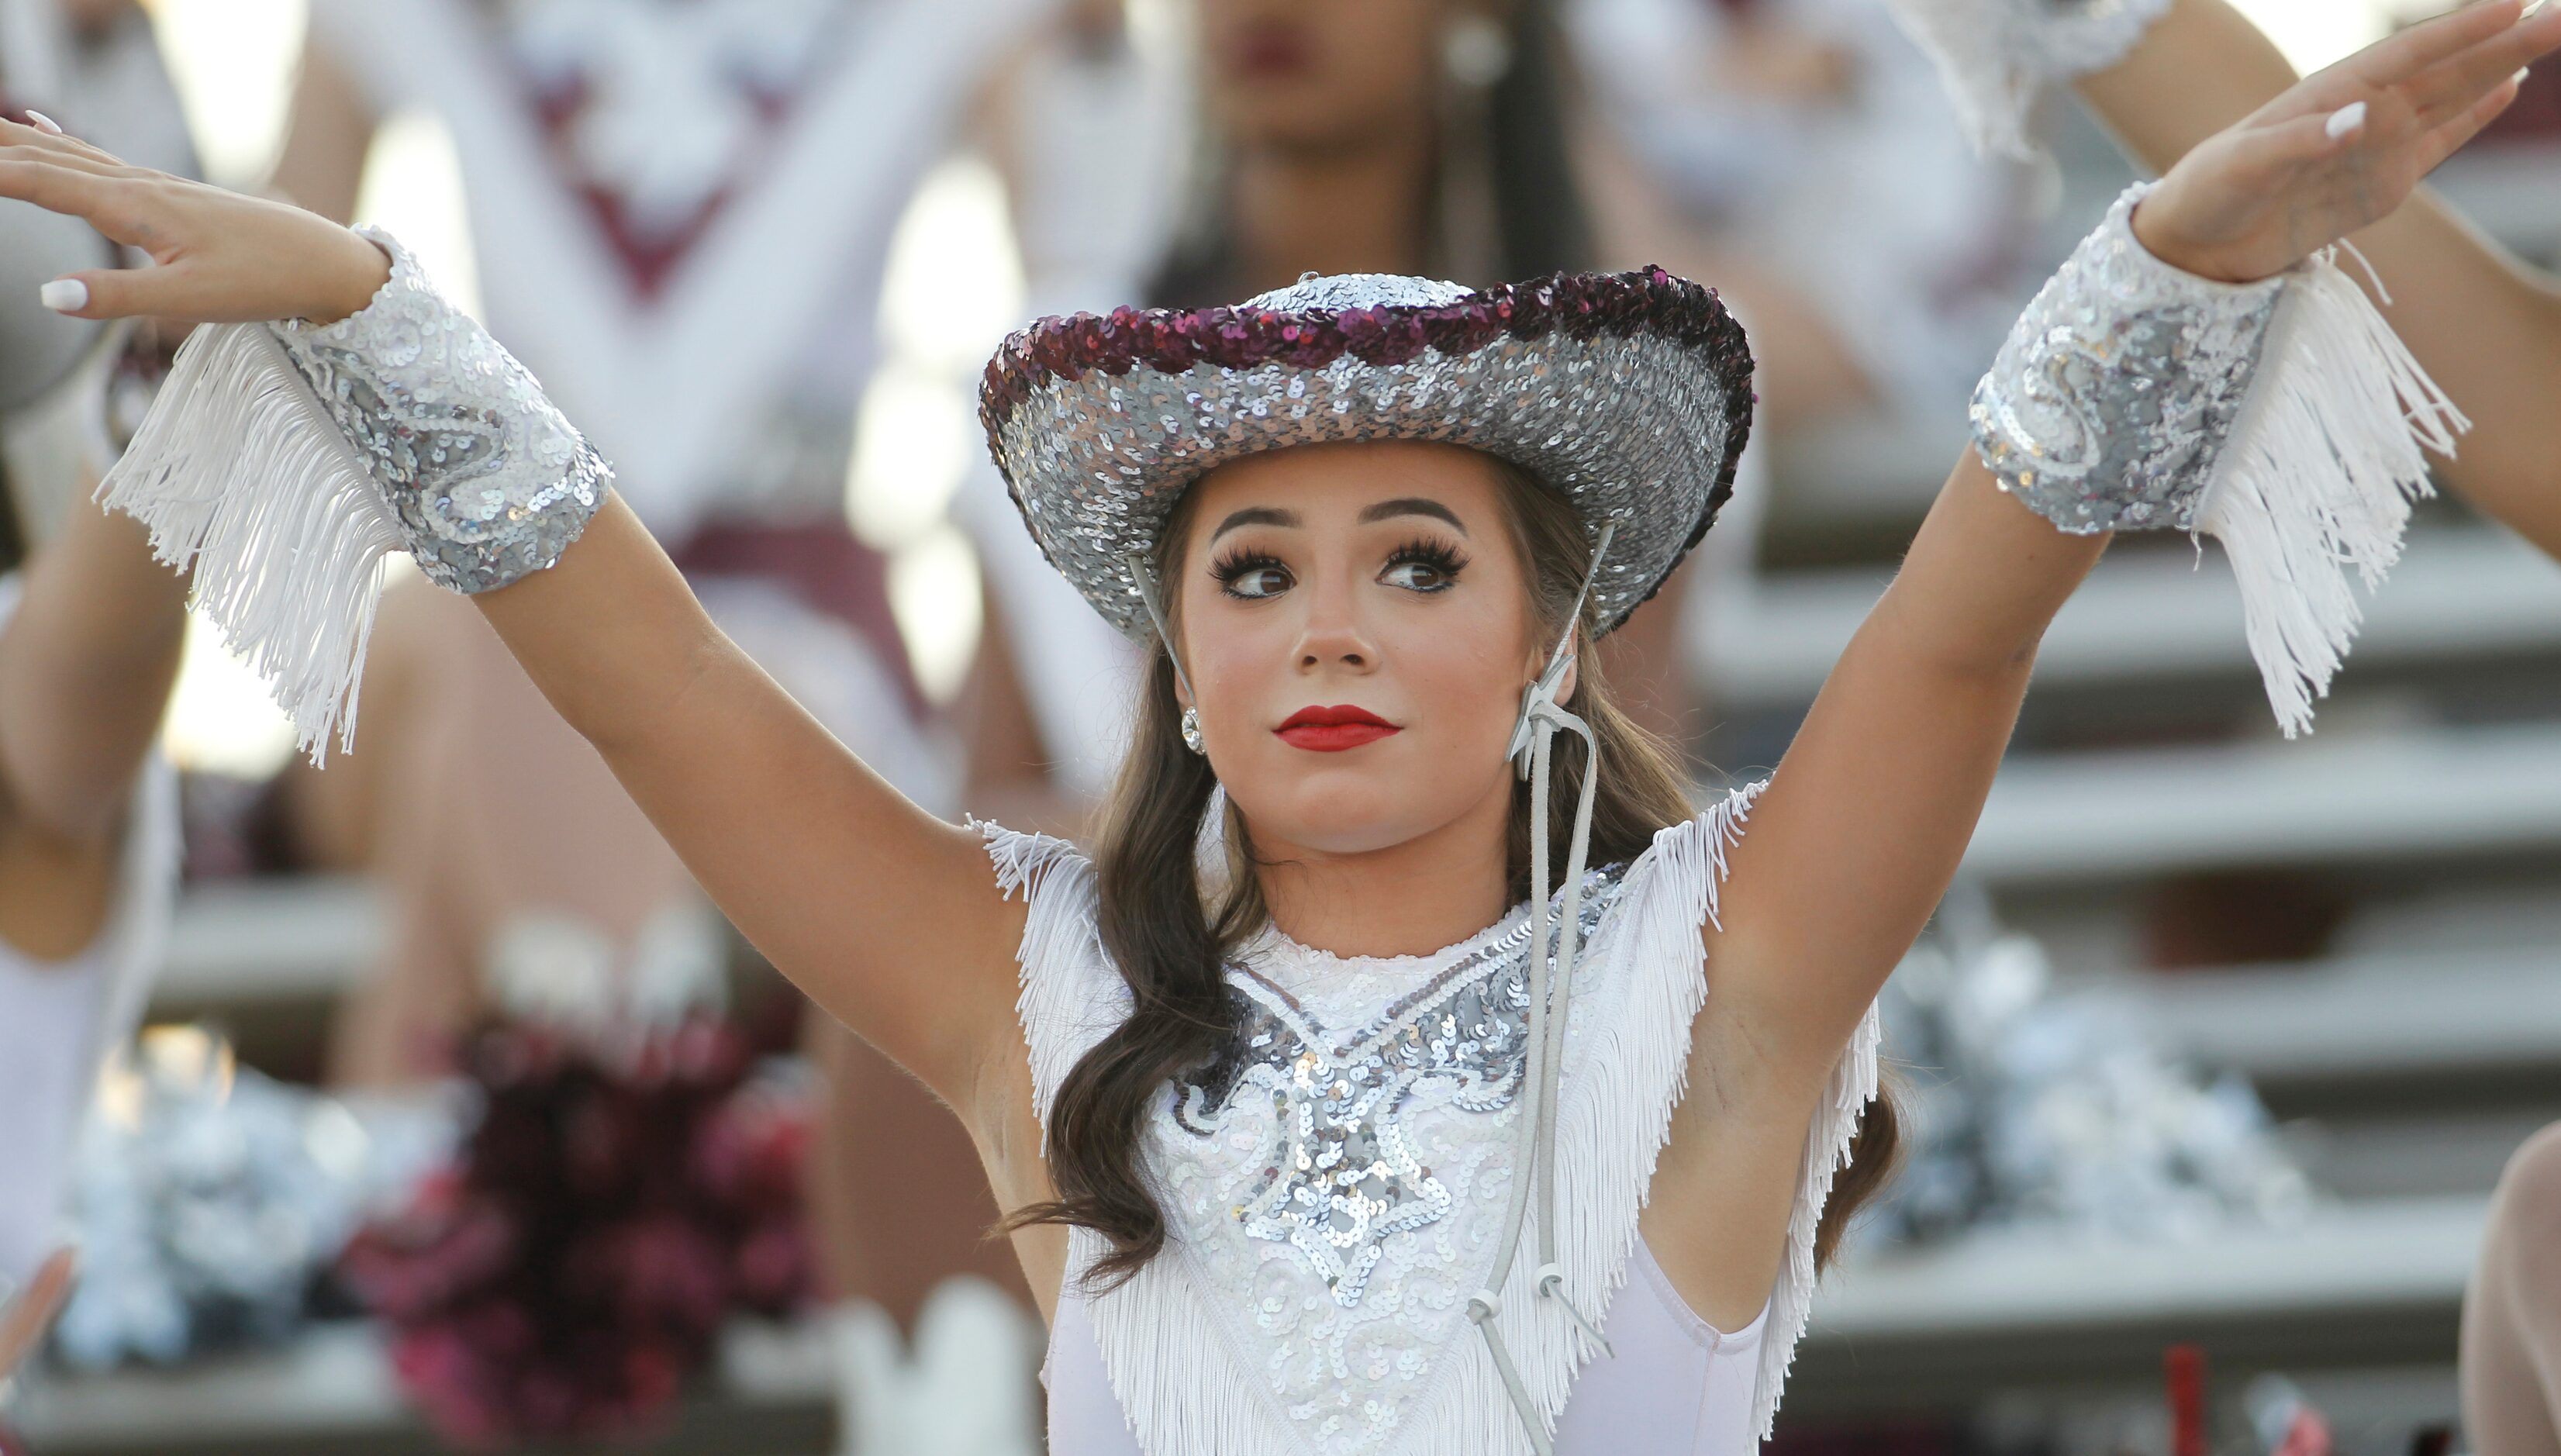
[1180,707,1206,755]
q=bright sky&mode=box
[137,0,2412,774]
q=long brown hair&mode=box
[1005,454,1900,1285]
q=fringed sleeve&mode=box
[96,229,607,763]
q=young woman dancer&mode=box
[6,9,2549,1447]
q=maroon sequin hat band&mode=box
[978,266,1745,440]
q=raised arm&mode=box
[1705,6,2561,1071]
[266,36,378,225]
[1897,0,2561,553]
[0,122,1032,1112]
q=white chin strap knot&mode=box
[1475,516,1623,1453]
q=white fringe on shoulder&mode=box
[985,788,1883,1454]
[2197,250,2466,738]
[95,323,403,764]
[1883,0,2171,158]
[978,821,1116,1136]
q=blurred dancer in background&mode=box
[0,117,184,1389]
[1566,0,2031,436]
[0,0,194,178]
[268,1,1054,1447]
[1867,1,2561,1450]
[0,2,192,1390]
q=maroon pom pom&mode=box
[342,1017,815,1448]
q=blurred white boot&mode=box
[907,1275,1043,1456]
[829,1278,1041,1456]
[827,1299,916,1456]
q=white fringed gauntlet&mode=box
[98,231,609,761]
[1976,185,2465,734]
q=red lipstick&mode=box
[1276,704,1400,753]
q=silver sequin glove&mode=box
[102,230,613,761]
[1883,0,2171,157]
[1972,185,2279,536]
[271,229,608,595]
[1974,182,2463,735]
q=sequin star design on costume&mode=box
[1170,875,1623,1308]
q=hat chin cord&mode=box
[1133,519,1628,1454]
[1471,517,1622,1454]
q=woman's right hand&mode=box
[0,118,389,326]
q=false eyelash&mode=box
[1209,545,1289,585]
[1385,537,1470,581]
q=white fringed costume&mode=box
[988,785,1881,1456]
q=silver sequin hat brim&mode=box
[977,268,1756,640]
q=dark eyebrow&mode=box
[1210,506,1300,541]
[1357,498,1468,533]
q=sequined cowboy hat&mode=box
[977,268,1755,640]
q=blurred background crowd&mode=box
[2,0,2559,1453]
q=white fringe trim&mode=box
[978,821,1115,1139]
[2193,249,2466,738]
[984,789,1876,1454]
[95,322,403,764]
[1754,999,1883,1440]
[1884,0,2172,158]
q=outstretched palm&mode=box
[2142,0,2561,284]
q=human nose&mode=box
[1293,576,1377,673]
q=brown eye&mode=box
[1380,559,1450,592]
[1213,550,1294,599]
[1227,564,1293,599]
[1380,540,1466,594]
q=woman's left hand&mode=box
[2136,0,2561,284]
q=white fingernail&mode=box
[40,278,88,313]
[23,109,62,135]
[2519,67,2535,84]
[2325,102,2369,139]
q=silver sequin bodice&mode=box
[1149,871,1623,1451]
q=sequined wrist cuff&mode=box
[269,229,609,595]
[1971,183,2284,536]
